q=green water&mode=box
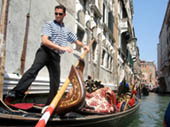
[126,93,170,127]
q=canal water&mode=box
[126,92,170,127]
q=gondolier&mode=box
[6,4,89,105]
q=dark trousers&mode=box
[12,45,61,105]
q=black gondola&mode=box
[0,98,140,127]
[142,85,149,96]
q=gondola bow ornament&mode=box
[56,61,86,114]
[35,39,94,127]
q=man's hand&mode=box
[62,46,73,53]
[83,45,90,51]
[75,40,90,51]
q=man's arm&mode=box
[75,40,89,51]
[42,35,73,53]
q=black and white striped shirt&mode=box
[41,20,77,54]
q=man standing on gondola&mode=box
[6,5,89,105]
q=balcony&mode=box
[127,37,137,60]
[103,23,114,41]
[119,18,128,33]
[160,60,169,71]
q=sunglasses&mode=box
[55,12,64,16]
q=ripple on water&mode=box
[126,93,170,127]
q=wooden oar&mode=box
[124,80,137,111]
[35,39,94,127]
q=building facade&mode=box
[0,0,139,94]
[140,61,157,90]
[158,0,170,93]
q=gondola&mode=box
[0,71,141,127]
[142,85,149,96]
[0,97,140,127]
[0,65,141,127]
[0,40,140,127]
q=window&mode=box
[79,0,86,10]
[101,49,106,65]
[107,55,110,68]
[92,41,97,61]
[110,57,113,70]
[108,11,114,33]
[76,27,85,52]
[103,3,105,23]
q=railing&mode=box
[3,73,71,95]
[3,73,117,95]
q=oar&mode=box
[35,39,94,127]
[124,80,137,110]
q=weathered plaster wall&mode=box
[5,0,77,81]
[0,1,2,21]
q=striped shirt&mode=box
[41,20,77,54]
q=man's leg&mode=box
[8,47,49,97]
[46,53,60,105]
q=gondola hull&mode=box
[0,98,140,127]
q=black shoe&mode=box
[6,91,16,98]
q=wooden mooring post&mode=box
[0,0,10,99]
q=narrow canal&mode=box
[126,92,170,127]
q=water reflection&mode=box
[126,93,170,127]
